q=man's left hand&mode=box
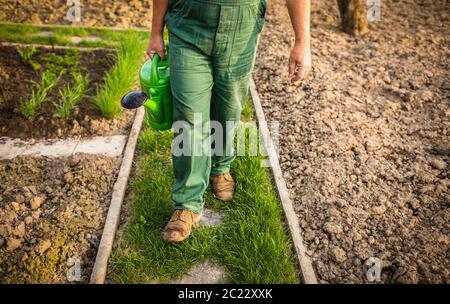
[289,41,312,82]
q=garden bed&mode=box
[254,0,449,283]
[0,44,134,139]
[0,24,148,283]
[0,154,120,283]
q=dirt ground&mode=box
[1,0,448,284]
[0,44,134,139]
[254,0,449,283]
[0,154,120,283]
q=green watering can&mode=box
[121,51,173,130]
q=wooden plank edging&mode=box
[90,107,145,284]
[249,78,318,284]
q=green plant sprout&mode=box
[40,48,81,75]
[54,71,90,120]
[20,70,62,118]
[17,46,41,71]
[93,33,146,118]
[17,46,36,61]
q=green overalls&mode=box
[165,0,266,213]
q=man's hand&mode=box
[148,0,169,60]
[289,41,311,82]
[147,33,166,60]
[286,0,311,82]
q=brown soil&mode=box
[254,0,449,283]
[0,0,153,29]
[0,44,134,139]
[0,154,120,283]
[2,0,449,284]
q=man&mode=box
[147,0,311,242]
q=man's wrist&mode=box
[151,25,165,38]
[294,36,310,46]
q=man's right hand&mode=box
[146,33,166,60]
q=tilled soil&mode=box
[0,154,120,283]
[0,44,134,139]
[0,1,140,284]
[2,0,449,284]
[254,0,449,283]
[0,0,153,29]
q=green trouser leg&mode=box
[166,0,266,214]
[210,74,253,176]
[170,34,214,214]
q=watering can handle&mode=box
[151,53,160,83]
[150,44,168,84]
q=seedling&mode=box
[17,46,36,61]
[40,48,81,75]
[93,33,145,118]
[54,71,90,120]
[17,46,41,71]
[20,70,62,118]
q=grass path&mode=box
[0,23,149,48]
[110,99,299,284]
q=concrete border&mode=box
[0,135,127,160]
[249,78,318,284]
[90,107,145,284]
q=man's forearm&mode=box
[152,0,169,36]
[286,0,311,44]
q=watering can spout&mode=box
[120,90,148,109]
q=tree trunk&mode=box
[337,0,368,35]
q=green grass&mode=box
[110,99,299,284]
[0,22,149,48]
[92,33,147,118]
[54,71,90,120]
[20,70,62,118]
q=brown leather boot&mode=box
[162,210,202,242]
[210,173,235,201]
